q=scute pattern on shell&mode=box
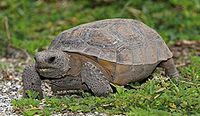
[49,19,172,65]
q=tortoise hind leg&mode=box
[159,58,179,78]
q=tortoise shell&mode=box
[49,19,172,65]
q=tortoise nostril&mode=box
[47,56,56,63]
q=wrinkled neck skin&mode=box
[66,52,83,77]
[46,52,89,91]
[36,53,85,91]
[49,74,88,92]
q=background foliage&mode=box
[0,0,199,56]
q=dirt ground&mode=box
[170,40,200,66]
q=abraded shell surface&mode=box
[49,19,172,65]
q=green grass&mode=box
[0,0,200,55]
[12,56,200,115]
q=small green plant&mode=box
[0,61,10,71]
[25,90,40,99]
[12,98,40,110]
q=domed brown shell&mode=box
[49,19,172,65]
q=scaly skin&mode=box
[159,58,179,77]
[49,75,88,93]
[22,64,89,98]
[81,61,113,96]
[22,52,115,98]
[22,65,43,99]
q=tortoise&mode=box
[22,19,179,98]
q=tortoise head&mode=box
[34,50,70,79]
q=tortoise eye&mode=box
[47,56,56,63]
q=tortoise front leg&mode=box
[81,62,113,96]
[22,65,43,99]
[159,58,179,78]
